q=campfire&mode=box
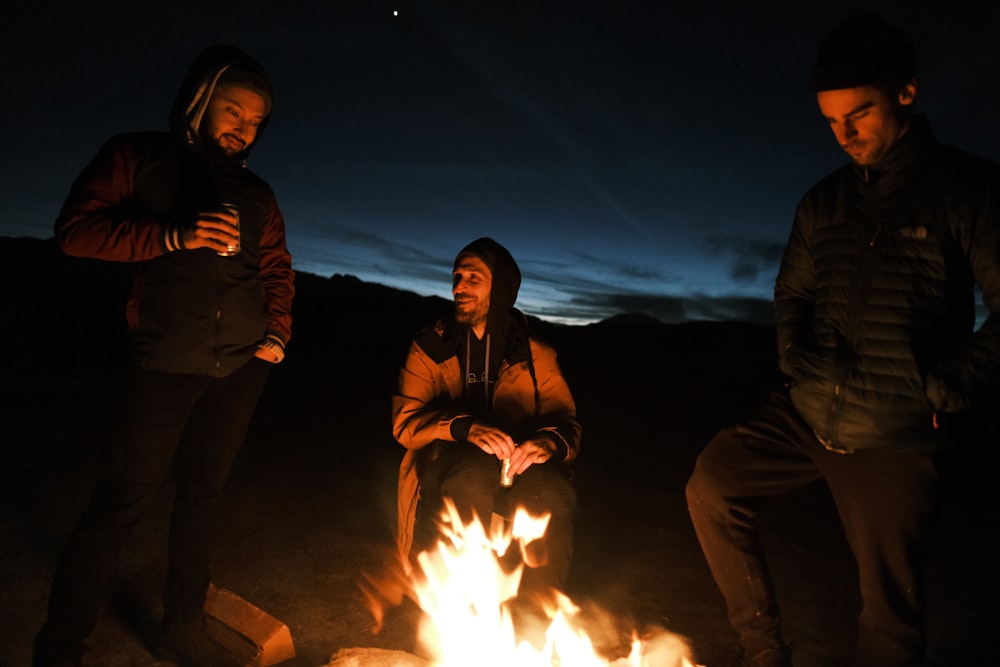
[356,500,703,667]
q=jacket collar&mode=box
[853,113,934,184]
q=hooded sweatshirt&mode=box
[53,45,294,377]
[451,238,524,415]
[392,238,581,557]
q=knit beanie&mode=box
[809,14,916,92]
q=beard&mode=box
[844,139,886,167]
[845,110,909,167]
[200,119,246,158]
[208,134,245,157]
[454,300,489,328]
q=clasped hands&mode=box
[466,422,554,477]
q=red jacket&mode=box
[54,47,293,377]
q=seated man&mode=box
[392,237,580,606]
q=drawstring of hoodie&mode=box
[463,329,491,403]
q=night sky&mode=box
[3,1,998,325]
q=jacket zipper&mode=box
[826,173,880,448]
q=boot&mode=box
[152,612,240,667]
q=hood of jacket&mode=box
[454,237,521,338]
[168,44,274,163]
[413,238,531,369]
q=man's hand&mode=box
[181,209,240,253]
[508,438,556,476]
[254,346,280,363]
[466,423,516,459]
[465,424,556,476]
[779,341,825,380]
[926,358,973,413]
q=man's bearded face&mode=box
[201,84,266,157]
[452,255,492,329]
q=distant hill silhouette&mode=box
[5,233,995,486]
[1,233,784,489]
[0,234,780,377]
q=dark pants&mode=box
[34,358,272,665]
[415,443,577,596]
[685,391,940,667]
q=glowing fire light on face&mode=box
[400,499,700,667]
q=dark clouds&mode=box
[2,1,998,325]
[570,291,775,326]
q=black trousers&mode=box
[34,358,272,664]
[685,390,940,667]
[415,443,577,596]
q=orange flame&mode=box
[362,499,701,666]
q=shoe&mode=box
[151,615,240,667]
[737,646,792,667]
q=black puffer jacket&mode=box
[775,115,1000,453]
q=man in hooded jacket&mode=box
[684,14,1000,667]
[393,238,580,623]
[33,45,294,667]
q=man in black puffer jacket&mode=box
[686,14,1000,667]
[33,45,294,667]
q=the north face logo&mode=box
[898,225,928,239]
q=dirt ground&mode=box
[2,237,997,667]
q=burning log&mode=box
[203,583,296,666]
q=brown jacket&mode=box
[392,332,580,560]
